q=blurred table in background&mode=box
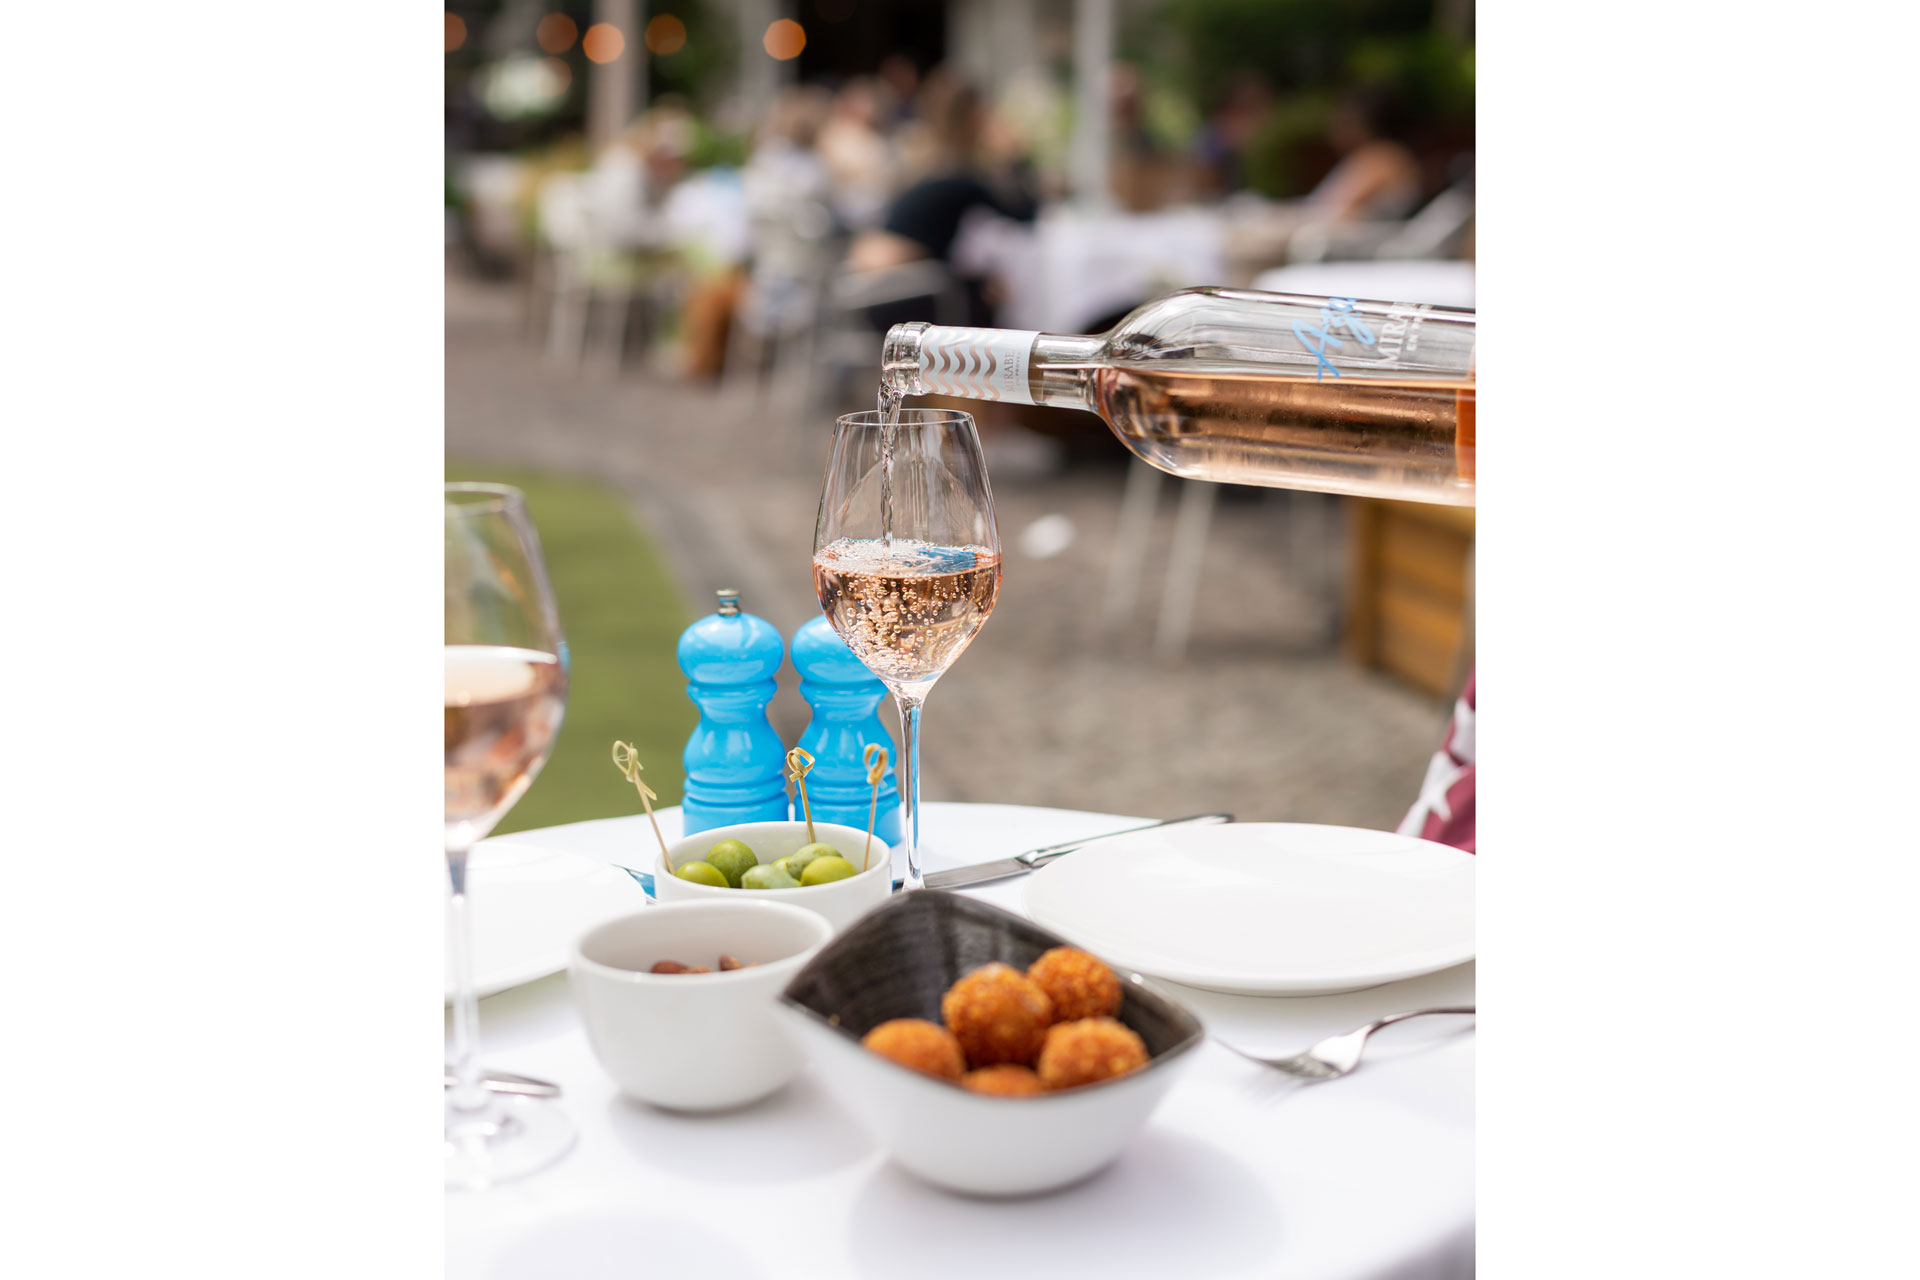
[1250,259,1474,309]
[961,205,1227,334]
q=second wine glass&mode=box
[445,482,571,1190]
[812,409,1001,891]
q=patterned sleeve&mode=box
[1396,670,1475,853]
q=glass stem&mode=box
[445,838,490,1114]
[894,694,925,891]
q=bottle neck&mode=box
[883,324,1102,413]
[1028,332,1103,411]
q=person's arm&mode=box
[1306,142,1418,222]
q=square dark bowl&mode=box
[781,889,1204,1076]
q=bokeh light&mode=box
[583,22,626,64]
[762,18,805,60]
[536,13,578,54]
[481,55,571,119]
[644,14,686,56]
[445,12,466,52]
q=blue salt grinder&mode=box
[677,588,789,835]
[791,615,902,843]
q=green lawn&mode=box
[447,463,696,834]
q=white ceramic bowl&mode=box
[657,820,892,934]
[569,899,833,1111]
[776,891,1205,1197]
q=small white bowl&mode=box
[569,899,833,1111]
[657,820,893,934]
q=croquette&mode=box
[1026,946,1123,1022]
[1035,1017,1149,1090]
[861,1018,966,1080]
[960,1064,1045,1097]
[941,962,1055,1066]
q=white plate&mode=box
[1022,823,1474,996]
[445,841,648,1001]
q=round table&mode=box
[449,803,1475,1280]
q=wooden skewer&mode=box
[787,747,817,843]
[611,741,672,874]
[862,744,889,873]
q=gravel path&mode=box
[446,272,1450,831]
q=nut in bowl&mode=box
[657,820,892,934]
[775,891,1204,1196]
[570,899,833,1111]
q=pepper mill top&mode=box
[677,588,783,686]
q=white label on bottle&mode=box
[919,327,1039,405]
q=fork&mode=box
[1225,1007,1476,1081]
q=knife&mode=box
[444,1069,562,1098]
[916,813,1234,891]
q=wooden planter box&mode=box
[1345,500,1475,699]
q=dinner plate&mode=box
[445,841,648,1001]
[1022,823,1474,996]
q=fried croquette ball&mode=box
[960,1064,1045,1097]
[1027,946,1123,1023]
[861,1018,965,1080]
[941,963,1055,1066]
[1036,1017,1149,1090]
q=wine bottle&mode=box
[879,288,1475,506]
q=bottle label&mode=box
[919,327,1040,405]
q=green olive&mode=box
[800,855,858,886]
[704,840,758,888]
[741,863,801,890]
[674,861,729,888]
[786,843,841,877]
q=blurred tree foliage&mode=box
[1123,0,1474,198]
[648,0,735,109]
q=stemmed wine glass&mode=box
[445,483,571,1189]
[812,409,1002,891]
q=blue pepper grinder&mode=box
[678,589,790,835]
[792,614,903,845]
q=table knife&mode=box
[917,813,1233,891]
[444,1069,562,1098]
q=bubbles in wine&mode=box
[813,537,1001,691]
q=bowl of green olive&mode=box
[655,820,892,933]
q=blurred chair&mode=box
[535,173,594,365]
[725,198,842,398]
[1100,460,1224,662]
[807,260,969,412]
[1285,174,1476,265]
[533,165,676,374]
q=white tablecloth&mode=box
[1251,260,1477,309]
[450,803,1474,1280]
[963,207,1229,334]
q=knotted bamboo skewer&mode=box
[786,747,817,843]
[862,743,890,873]
[611,741,672,874]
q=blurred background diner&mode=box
[444,0,1475,836]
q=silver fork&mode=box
[1226,1007,1476,1081]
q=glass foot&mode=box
[445,1092,575,1190]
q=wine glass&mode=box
[812,409,1002,891]
[445,483,571,1189]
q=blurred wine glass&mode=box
[445,483,570,1189]
[812,409,1001,891]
